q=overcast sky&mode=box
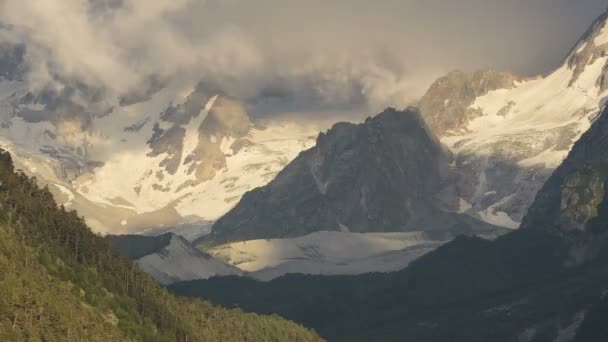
[1,0,607,118]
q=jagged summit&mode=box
[566,8,608,91]
[0,77,317,233]
[416,10,608,230]
[208,107,504,245]
[419,69,519,136]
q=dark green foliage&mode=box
[174,103,608,341]
[171,229,608,342]
[0,149,323,341]
[575,295,608,341]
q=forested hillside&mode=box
[0,149,322,341]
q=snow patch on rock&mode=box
[137,234,242,285]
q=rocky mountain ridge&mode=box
[171,98,608,342]
[209,107,506,244]
[417,9,608,228]
[0,76,317,233]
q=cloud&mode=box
[1,0,607,117]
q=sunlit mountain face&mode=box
[3,3,608,341]
[0,0,605,235]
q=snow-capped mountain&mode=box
[419,11,608,228]
[0,75,317,234]
[208,229,505,281]
[209,107,506,244]
[111,233,242,285]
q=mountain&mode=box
[0,149,322,341]
[209,107,504,244]
[520,86,608,247]
[207,229,503,281]
[0,75,316,234]
[418,10,608,228]
[207,10,608,246]
[170,103,608,342]
[111,233,242,285]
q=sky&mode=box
[1,0,607,119]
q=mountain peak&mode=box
[208,107,504,245]
[566,10,608,89]
[418,69,517,136]
[202,94,252,139]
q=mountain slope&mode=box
[111,233,242,285]
[418,10,608,228]
[0,228,124,341]
[209,107,502,244]
[517,88,608,274]
[172,230,579,342]
[0,76,316,234]
[208,231,449,281]
[171,104,608,341]
[0,149,323,341]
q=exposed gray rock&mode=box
[566,10,608,90]
[522,106,608,235]
[147,123,185,175]
[418,69,517,136]
[521,106,608,265]
[182,95,252,183]
[209,107,504,245]
[416,10,608,227]
[147,84,252,183]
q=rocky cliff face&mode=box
[209,108,502,244]
[567,10,608,91]
[522,105,608,235]
[419,69,518,136]
[146,86,252,185]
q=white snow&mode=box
[137,235,241,285]
[595,22,608,46]
[439,53,608,228]
[207,230,501,281]
[52,183,75,206]
[182,95,217,165]
[444,58,606,155]
[576,42,588,54]
[517,148,567,169]
[458,198,473,213]
[477,195,519,229]
[0,73,320,234]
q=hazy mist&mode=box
[1,0,607,118]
